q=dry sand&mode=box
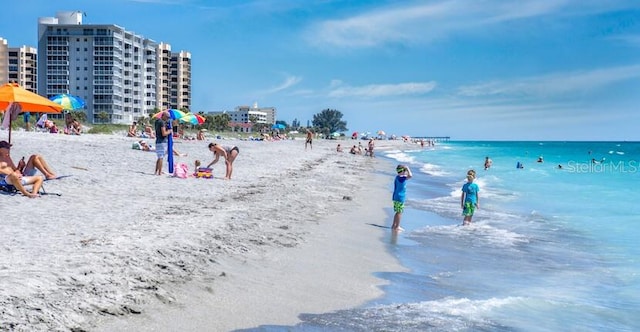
[0,130,406,331]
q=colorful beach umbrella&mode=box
[179,113,206,125]
[49,93,86,110]
[152,109,187,120]
[0,83,64,113]
[0,83,64,143]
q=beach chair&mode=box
[0,174,18,195]
[0,174,63,196]
[35,114,49,132]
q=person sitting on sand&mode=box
[128,121,139,137]
[350,145,358,154]
[143,125,155,139]
[0,140,57,179]
[0,161,43,198]
[49,121,59,134]
[336,144,343,152]
[70,120,82,135]
[197,129,205,141]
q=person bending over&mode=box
[207,143,239,180]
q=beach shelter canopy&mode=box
[271,123,285,130]
[49,93,86,110]
[0,83,64,143]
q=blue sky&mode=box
[2,0,639,140]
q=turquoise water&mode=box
[243,141,640,332]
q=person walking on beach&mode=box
[305,129,313,150]
[391,164,412,232]
[461,170,479,226]
[154,111,172,175]
[207,143,239,180]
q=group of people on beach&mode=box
[152,111,239,180]
[340,139,375,157]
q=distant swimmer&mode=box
[484,156,493,170]
[537,156,544,163]
[557,164,563,169]
[516,161,524,169]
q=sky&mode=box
[1,0,639,140]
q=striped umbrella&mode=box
[49,93,86,110]
[152,109,187,120]
[179,113,206,125]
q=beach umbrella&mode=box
[377,130,386,136]
[271,123,285,130]
[179,113,206,125]
[152,109,187,120]
[152,109,185,174]
[0,83,64,143]
[49,93,86,110]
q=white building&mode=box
[37,11,191,124]
[0,38,38,93]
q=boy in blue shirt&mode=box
[461,170,480,225]
[392,164,412,232]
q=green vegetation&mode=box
[312,109,348,137]
[86,124,129,134]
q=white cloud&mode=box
[328,81,437,98]
[261,74,303,94]
[457,64,640,98]
[307,0,639,49]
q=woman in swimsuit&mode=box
[207,143,240,180]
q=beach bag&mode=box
[195,167,213,179]
[174,162,189,179]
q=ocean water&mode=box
[241,141,640,332]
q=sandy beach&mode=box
[0,130,405,331]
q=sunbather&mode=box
[0,140,57,179]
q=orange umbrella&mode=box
[0,83,64,143]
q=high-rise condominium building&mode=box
[37,11,191,124]
[157,43,191,111]
[0,38,8,84]
[0,38,39,93]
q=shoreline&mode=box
[94,139,406,331]
[0,130,407,331]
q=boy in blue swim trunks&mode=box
[461,170,479,225]
[391,164,412,232]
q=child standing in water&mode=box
[391,164,412,232]
[461,170,479,226]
